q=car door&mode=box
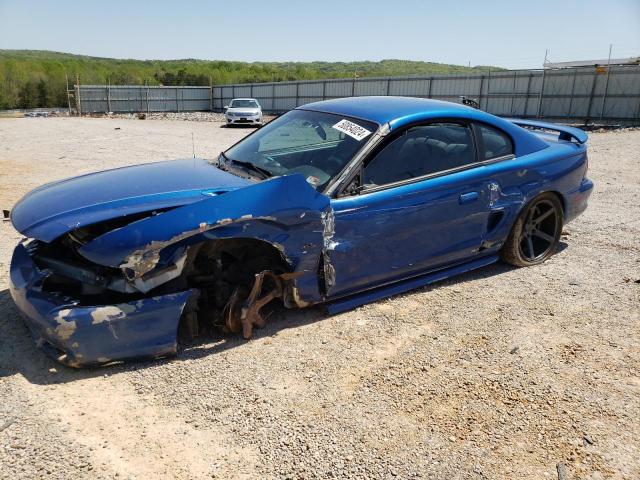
[325,121,495,298]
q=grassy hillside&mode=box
[0,50,505,109]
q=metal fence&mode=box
[76,85,212,114]
[77,65,640,124]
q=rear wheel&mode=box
[501,193,563,267]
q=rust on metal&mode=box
[223,270,297,339]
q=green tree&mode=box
[18,81,37,108]
[109,71,138,85]
[36,79,49,107]
[0,49,505,109]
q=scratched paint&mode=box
[54,310,76,341]
[90,306,126,324]
[9,246,196,366]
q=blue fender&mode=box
[78,174,332,303]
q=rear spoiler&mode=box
[506,118,588,144]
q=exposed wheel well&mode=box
[177,238,292,339]
[189,238,290,275]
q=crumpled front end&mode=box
[9,173,334,367]
[10,241,196,367]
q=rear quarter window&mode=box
[477,124,514,160]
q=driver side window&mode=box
[363,123,475,187]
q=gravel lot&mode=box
[0,116,638,480]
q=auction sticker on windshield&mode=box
[332,119,372,141]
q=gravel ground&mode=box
[0,117,638,480]
[103,111,228,122]
[100,111,276,123]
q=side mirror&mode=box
[223,105,229,110]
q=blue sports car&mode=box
[9,97,593,367]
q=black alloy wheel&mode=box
[501,193,563,267]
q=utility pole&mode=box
[600,44,613,120]
[76,73,81,116]
[107,75,112,113]
[536,48,549,118]
[65,73,71,115]
[209,75,213,111]
[145,77,150,114]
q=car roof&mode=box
[298,96,549,155]
[299,96,471,126]
[231,98,259,101]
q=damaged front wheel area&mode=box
[223,270,299,339]
[178,239,295,343]
[11,235,304,367]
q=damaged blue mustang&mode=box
[9,97,593,367]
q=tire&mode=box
[500,193,563,267]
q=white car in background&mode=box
[224,98,263,126]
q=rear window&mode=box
[477,124,513,160]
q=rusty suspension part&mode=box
[223,270,296,339]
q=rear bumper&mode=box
[9,242,196,367]
[564,177,594,223]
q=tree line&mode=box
[0,50,504,110]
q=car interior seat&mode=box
[363,125,474,185]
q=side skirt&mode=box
[325,254,499,315]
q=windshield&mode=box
[223,109,377,190]
[230,99,259,108]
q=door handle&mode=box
[459,191,479,205]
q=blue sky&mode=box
[0,0,638,69]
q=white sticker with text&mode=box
[332,119,372,141]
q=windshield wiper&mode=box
[212,151,230,171]
[230,159,272,179]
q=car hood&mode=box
[227,107,261,114]
[11,158,252,242]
